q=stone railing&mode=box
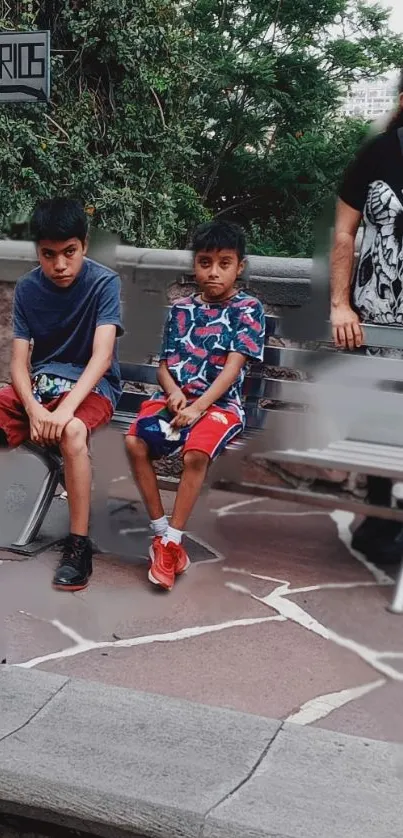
[0,240,313,382]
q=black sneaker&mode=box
[53,534,93,591]
[352,517,402,557]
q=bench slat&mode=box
[270,314,403,351]
[120,363,159,384]
[262,345,403,371]
[115,392,145,414]
[267,440,403,479]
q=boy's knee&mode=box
[183,450,210,471]
[60,418,88,456]
[126,434,149,459]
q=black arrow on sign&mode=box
[0,85,47,102]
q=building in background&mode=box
[341,74,398,119]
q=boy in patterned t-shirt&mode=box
[126,220,265,591]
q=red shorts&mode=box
[0,386,113,449]
[127,398,243,461]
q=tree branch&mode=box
[150,86,166,129]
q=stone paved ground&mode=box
[1,477,402,744]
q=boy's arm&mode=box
[157,361,187,412]
[157,360,181,396]
[41,275,123,443]
[171,352,246,428]
[11,338,36,414]
[11,284,50,443]
[41,324,117,443]
[11,339,50,443]
[155,306,187,412]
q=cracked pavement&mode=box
[1,480,403,744]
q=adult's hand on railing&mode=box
[331,304,364,350]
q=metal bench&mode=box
[8,311,403,614]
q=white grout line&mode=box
[287,581,391,594]
[214,498,268,517]
[118,527,149,535]
[222,568,290,586]
[329,510,393,585]
[220,510,330,518]
[19,612,86,645]
[377,651,403,660]
[224,574,403,681]
[215,499,394,585]
[14,615,284,669]
[286,679,386,726]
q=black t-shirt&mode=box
[339,129,403,326]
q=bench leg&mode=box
[388,557,403,614]
[11,466,61,548]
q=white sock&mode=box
[162,525,183,546]
[151,515,168,537]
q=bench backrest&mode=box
[116,311,403,439]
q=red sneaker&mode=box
[170,542,191,576]
[148,537,175,591]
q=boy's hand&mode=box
[167,388,187,414]
[26,402,51,445]
[171,404,203,429]
[41,405,75,445]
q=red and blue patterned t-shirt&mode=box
[155,291,265,424]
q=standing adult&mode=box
[331,69,403,558]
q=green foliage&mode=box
[0,0,402,253]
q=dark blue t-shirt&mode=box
[13,258,124,408]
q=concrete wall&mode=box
[0,240,313,384]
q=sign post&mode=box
[0,30,50,104]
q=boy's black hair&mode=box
[30,198,88,245]
[192,219,246,261]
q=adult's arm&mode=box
[330,199,364,350]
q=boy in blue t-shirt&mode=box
[126,219,265,591]
[0,198,123,591]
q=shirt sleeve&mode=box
[96,274,124,336]
[338,135,378,213]
[159,307,174,361]
[230,298,265,361]
[12,283,31,341]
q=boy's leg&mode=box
[126,436,165,521]
[0,385,31,449]
[125,398,169,532]
[53,393,112,591]
[149,407,242,591]
[60,417,92,536]
[170,450,209,530]
[171,407,242,533]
